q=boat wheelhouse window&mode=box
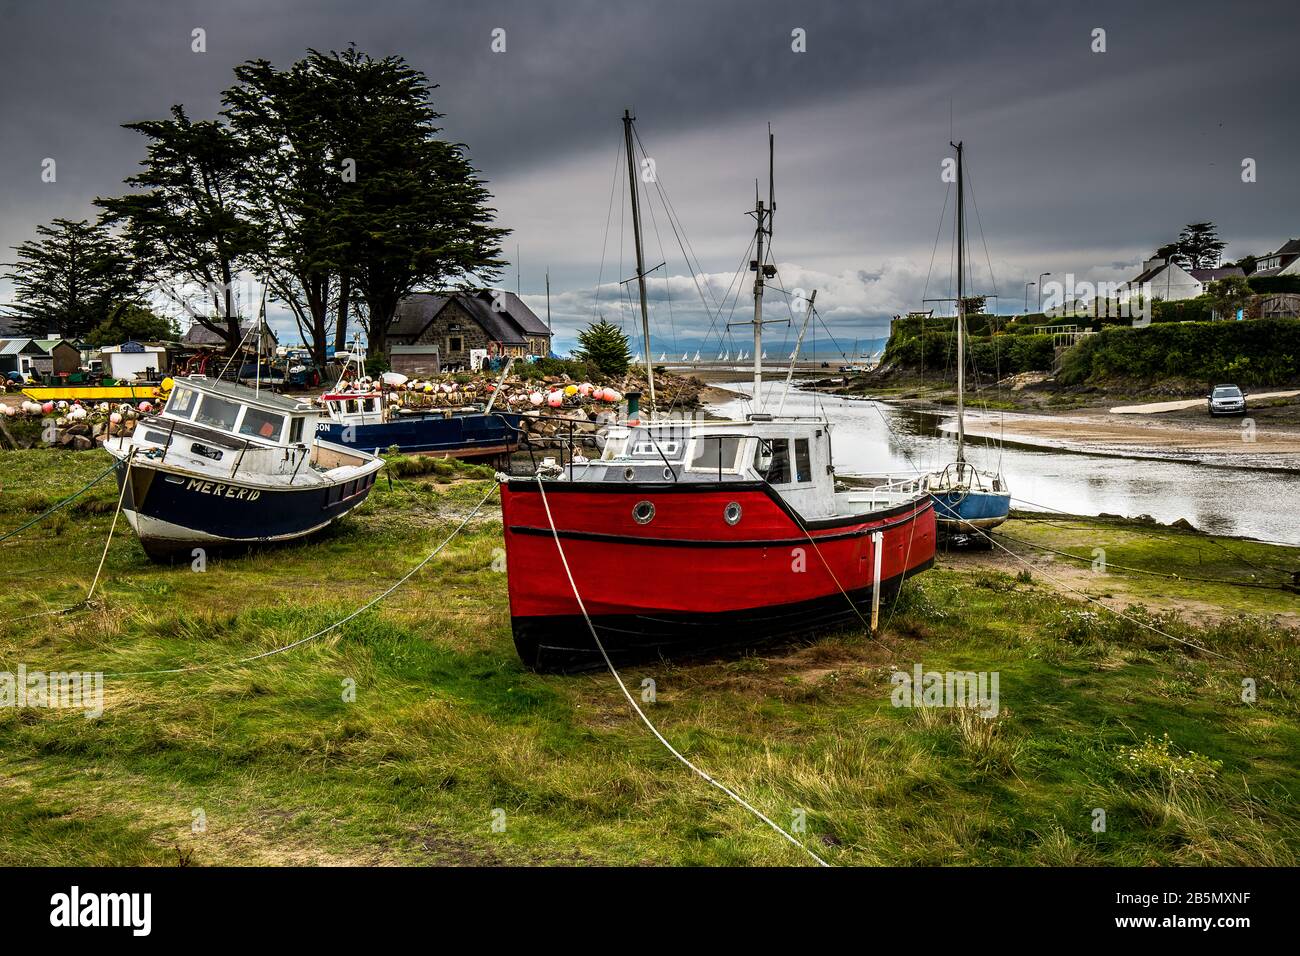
[166,386,198,419]
[794,438,812,483]
[689,436,742,471]
[194,394,241,431]
[289,417,304,443]
[755,438,792,484]
[238,406,286,441]
[346,399,360,415]
[625,429,683,460]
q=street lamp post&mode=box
[1037,272,1052,313]
[1024,281,1035,314]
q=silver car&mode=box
[1208,384,1247,416]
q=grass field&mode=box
[1,447,1297,866]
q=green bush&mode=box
[1057,317,1300,387]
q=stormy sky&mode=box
[1,0,1297,356]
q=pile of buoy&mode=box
[0,398,160,448]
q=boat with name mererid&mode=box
[104,375,383,561]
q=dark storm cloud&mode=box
[1,0,1297,353]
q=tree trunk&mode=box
[335,271,351,353]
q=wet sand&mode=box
[949,408,1300,467]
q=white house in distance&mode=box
[1253,238,1300,277]
[1118,257,1244,305]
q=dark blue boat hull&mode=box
[315,412,523,458]
[113,458,379,561]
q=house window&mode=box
[449,336,464,353]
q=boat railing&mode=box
[491,413,604,481]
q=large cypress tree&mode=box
[224,46,508,363]
[3,218,140,338]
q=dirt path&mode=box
[1109,390,1300,415]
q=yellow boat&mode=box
[21,384,165,401]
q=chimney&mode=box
[1141,257,1166,273]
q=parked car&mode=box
[1208,384,1247,416]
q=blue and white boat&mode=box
[105,375,383,561]
[314,350,523,461]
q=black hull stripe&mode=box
[507,505,928,548]
[502,477,932,530]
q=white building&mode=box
[100,341,168,380]
[1118,257,1244,305]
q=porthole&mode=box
[724,501,742,525]
[633,500,656,525]
[624,466,636,481]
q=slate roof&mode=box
[389,294,450,338]
[1189,267,1246,282]
[390,290,551,346]
[182,321,278,347]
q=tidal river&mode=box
[707,381,1300,546]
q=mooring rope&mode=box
[0,459,117,544]
[95,482,499,678]
[532,475,830,867]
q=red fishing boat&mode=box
[498,113,935,670]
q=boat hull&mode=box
[316,412,522,460]
[931,488,1012,533]
[500,480,936,671]
[111,457,379,561]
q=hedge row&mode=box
[1057,317,1300,387]
[882,329,1056,375]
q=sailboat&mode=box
[917,141,1011,534]
[496,113,935,671]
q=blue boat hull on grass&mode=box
[316,412,523,459]
[930,488,1011,532]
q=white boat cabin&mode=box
[161,376,322,448]
[321,390,386,426]
[113,375,374,485]
[561,415,917,521]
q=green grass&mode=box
[0,447,1297,866]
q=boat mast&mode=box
[953,140,965,463]
[749,128,775,409]
[622,109,656,418]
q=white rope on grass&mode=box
[101,482,499,678]
[533,475,830,867]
